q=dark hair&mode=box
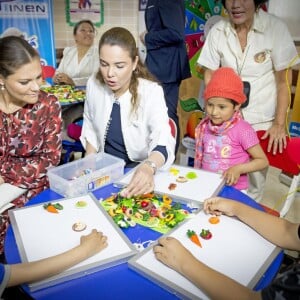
[73,19,95,35]
[221,0,268,9]
[0,36,39,78]
[96,27,156,113]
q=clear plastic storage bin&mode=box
[47,152,125,197]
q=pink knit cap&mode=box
[204,67,246,104]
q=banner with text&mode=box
[0,0,56,68]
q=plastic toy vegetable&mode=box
[200,229,212,240]
[209,216,220,224]
[187,229,202,248]
[43,202,64,214]
[44,204,58,214]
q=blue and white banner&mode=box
[0,0,56,68]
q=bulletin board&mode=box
[9,193,137,291]
[129,210,281,300]
[65,0,104,27]
[116,164,224,207]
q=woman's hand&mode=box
[261,123,287,155]
[120,162,154,198]
[53,73,74,86]
[0,175,5,185]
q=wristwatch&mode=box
[143,160,157,175]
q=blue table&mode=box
[4,185,283,299]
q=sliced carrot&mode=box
[46,204,58,214]
[187,229,202,248]
[209,216,220,224]
[141,193,155,199]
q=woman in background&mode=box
[80,27,175,198]
[53,20,99,142]
[53,19,99,87]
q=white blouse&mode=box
[80,76,176,170]
[56,45,99,86]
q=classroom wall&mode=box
[268,0,300,42]
[53,0,139,49]
[53,1,299,52]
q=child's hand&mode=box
[222,165,242,185]
[203,196,236,217]
[80,229,108,257]
[153,237,196,273]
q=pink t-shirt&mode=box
[201,120,259,190]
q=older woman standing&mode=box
[197,0,299,201]
[80,27,175,198]
[53,19,99,87]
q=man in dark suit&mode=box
[140,0,191,154]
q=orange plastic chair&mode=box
[257,130,300,217]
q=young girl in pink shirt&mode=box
[194,67,268,192]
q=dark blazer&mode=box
[144,0,191,83]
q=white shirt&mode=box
[56,45,99,86]
[197,10,299,126]
[80,75,175,170]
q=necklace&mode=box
[236,44,250,76]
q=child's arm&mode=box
[154,198,300,299]
[204,197,300,250]
[154,237,261,300]
[223,144,268,186]
[7,229,107,287]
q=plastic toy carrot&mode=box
[43,203,58,214]
[187,229,202,248]
[46,205,58,214]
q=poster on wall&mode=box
[0,0,56,69]
[184,0,268,78]
[184,0,227,79]
[66,0,104,27]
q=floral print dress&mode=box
[0,90,62,254]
